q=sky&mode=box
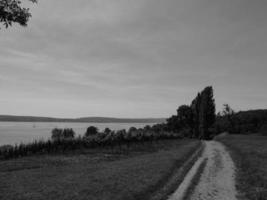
[0,0,267,118]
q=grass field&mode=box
[218,134,267,200]
[0,139,201,200]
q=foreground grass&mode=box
[218,134,267,200]
[0,139,200,200]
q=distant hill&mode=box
[0,115,166,124]
[216,109,267,134]
[236,109,267,120]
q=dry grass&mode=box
[0,139,200,200]
[218,134,267,200]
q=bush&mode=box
[51,128,75,140]
[51,128,63,140]
[85,126,98,137]
[0,125,186,160]
[104,127,112,134]
[63,128,75,139]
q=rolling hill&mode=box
[0,115,166,123]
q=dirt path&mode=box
[168,141,238,200]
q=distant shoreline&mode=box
[0,115,166,124]
[0,121,161,124]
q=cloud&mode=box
[0,0,267,117]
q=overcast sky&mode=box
[0,0,267,118]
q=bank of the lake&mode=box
[0,122,155,146]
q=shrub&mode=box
[1,125,186,160]
[62,128,75,139]
[104,127,112,134]
[128,127,137,136]
[51,128,75,140]
[51,128,63,140]
[85,126,98,137]
[116,129,127,141]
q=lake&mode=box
[0,122,155,146]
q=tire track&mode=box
[168,141,238,200]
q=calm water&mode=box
[0,122,154,146]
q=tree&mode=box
[222,104,234,116]
[128,127,137,134]
[221,104,235,133]
[0,0,37,29]
[51,128,63,141]
[51,128,75,140]
[166,115,180,132]
[116,129,126,141]
[144,125,151,131]
[62,128,75,139]
[199,86,216,139]
[166,105,193,134]
[177,105,193,131]
[85,126,98,137]
[191,93,201,138]
[104,127,112,135]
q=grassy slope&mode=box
[218,134,267,200]
[0,139,200,200]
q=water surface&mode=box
[0,122,154,146]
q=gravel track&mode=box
[168,141,238,200]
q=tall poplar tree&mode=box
[191,93,201,138]
[199,86,216,139]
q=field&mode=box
[0,139,201,200]
[217,134,267,200]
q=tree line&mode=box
[166,86,267,137]
[0,125,182,160]
[2,85,266,160]
[0,86,217,160]
[166,86,216,139]
[214,106,267,135]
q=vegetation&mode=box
[1,84,267,199]
[0,86,218,160]
[85,126,98,136]
[51,128,75,140]
[165,85,267,138]
[166,86,216,139]
[0,0,37,28]
[215,107,267,135]
[2,85,266,160]
[165,86,267,138]
[0,140,201,200]
[2,85,266,162]
[217,134,267,200]
[0,125,184,160]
